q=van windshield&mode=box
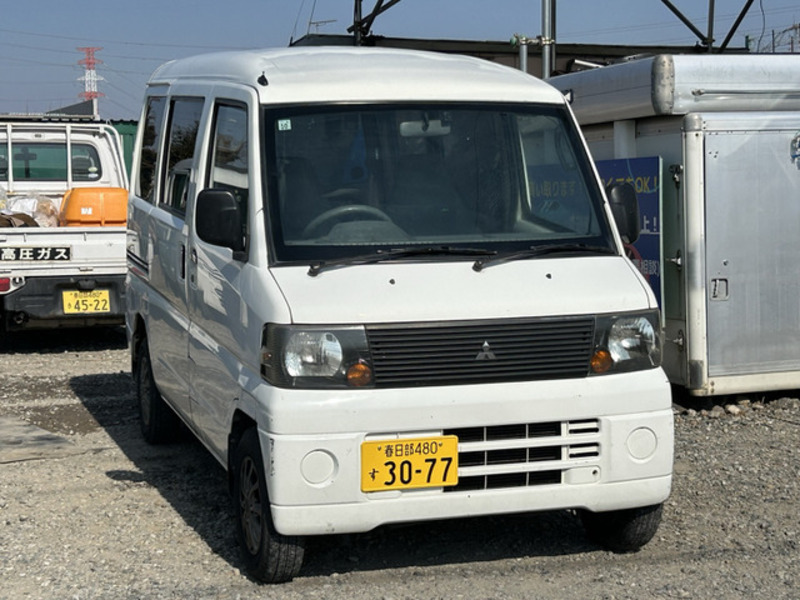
[264,103,614,263]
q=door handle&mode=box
[180,245,186,279]
[667,249,682,269]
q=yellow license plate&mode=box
[361,435,458,492]
[62,290,111,314]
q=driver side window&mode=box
[208,103,249,210]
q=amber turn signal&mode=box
[346,361,373,387]
[590,349,613,374]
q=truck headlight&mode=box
[261,324,373,388]
[590,310,662,374]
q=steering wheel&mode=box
[302,204,393,238]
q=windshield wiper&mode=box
[472,243,617,272]
[308,246,497,277]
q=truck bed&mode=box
[0,226,127,274]
[0,226,127,329]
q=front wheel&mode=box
[579,503,663,553]
[233,428,305,583]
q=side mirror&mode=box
[195,189,245,255]
[606,182,640,245]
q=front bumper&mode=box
[253,370,674,536]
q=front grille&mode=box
[443,419,601,493]
[366,317,594,387]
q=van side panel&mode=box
[700,115,800,378]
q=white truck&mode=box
[126,47,673,583]
[552,54,800,397]
[0,115,129,334]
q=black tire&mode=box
[0,315,6,351]
[579,503,663,553]
[233,428,305,583]
[135,336,179,444]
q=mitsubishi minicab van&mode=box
[126,47,673,583]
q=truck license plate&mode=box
[361,436,458,492]
[62,290,111,314]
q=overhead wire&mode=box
[290,0,310,43]
[559,1,795,44]
[0,26,249,50]
[757,0,768,49]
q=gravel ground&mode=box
[1,328,799,600]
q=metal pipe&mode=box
[541,0,555,79]
[660,0,707,45]
[5,124,13,190]
[707,0,716,49]
[520,42,528,74]
[353,0,362,46]
[718,0,755,52]
[551,0,557,73]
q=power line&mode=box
[559,2,798,43]
[1,55,76,68]
[0,40,174,63]
[0,26,253,50]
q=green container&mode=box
[111,120,138,178]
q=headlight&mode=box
[590,310,662,374]
[284,331,343,377]
[261,324,373,388]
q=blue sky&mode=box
[1,0,797,120]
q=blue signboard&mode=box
[596,157,663,307]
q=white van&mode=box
[126,47,673,583]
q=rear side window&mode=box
[0,143,102,182]
[137,96,167,203]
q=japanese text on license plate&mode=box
[361,435,458,492]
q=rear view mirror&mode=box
[606,182,640,245]
[196,189,245,256]
[399,119,451,138]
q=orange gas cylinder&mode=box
[59,187,128,227]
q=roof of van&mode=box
[148,46,566,105]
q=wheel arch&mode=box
[129,313,148,373]
[228,409,257,493]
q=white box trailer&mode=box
[552,54,800,397]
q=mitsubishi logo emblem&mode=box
[475,341,497,360]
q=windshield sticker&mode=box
[791,132,800,169]
[277,119,292,132]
